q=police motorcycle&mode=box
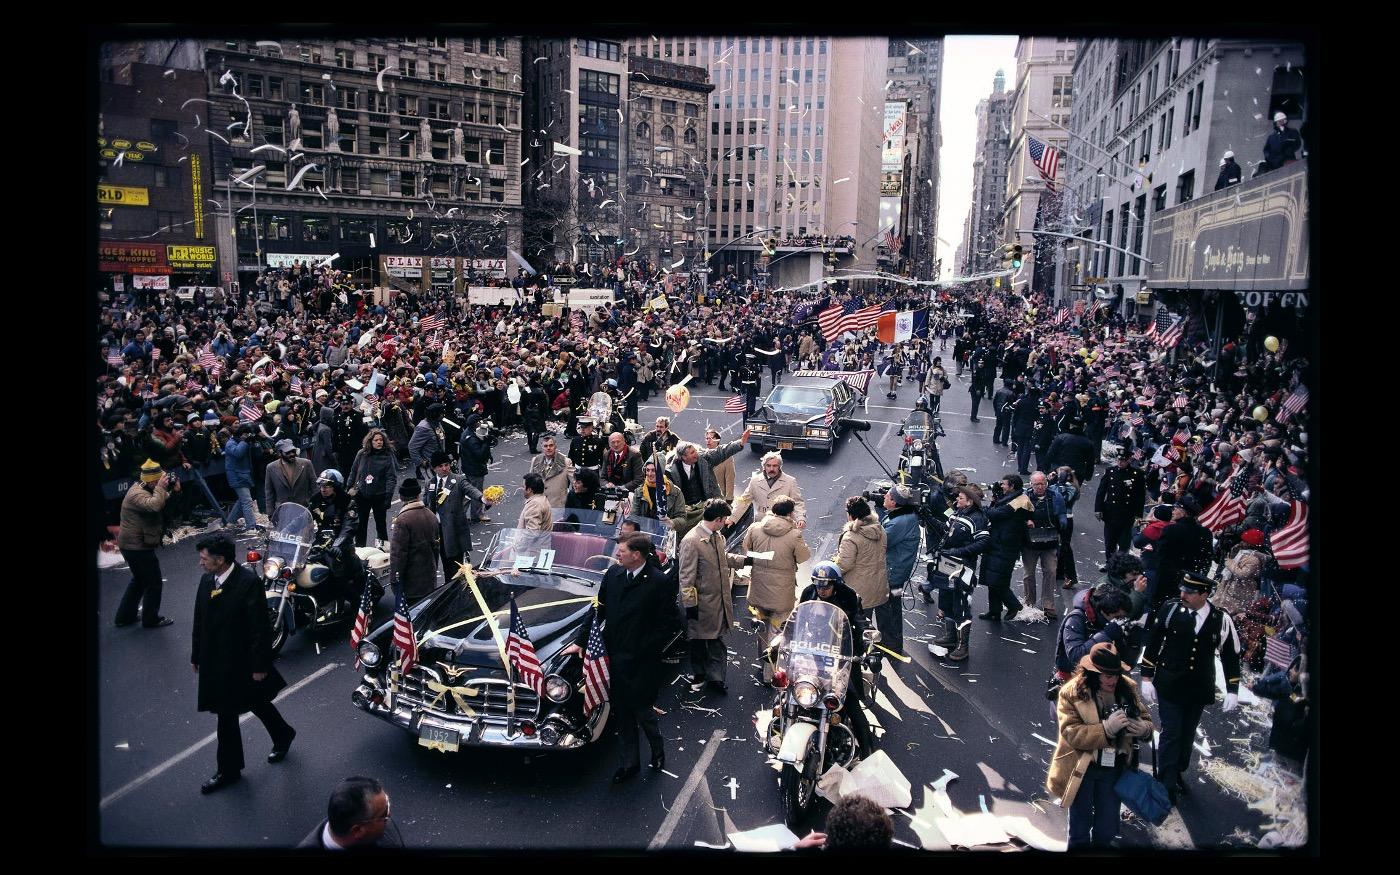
[758,595,881,827]
[251,493,388,656]
[896,399,946,484]
[587,387,638,448]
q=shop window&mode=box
[302,215,331,242]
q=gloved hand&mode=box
[1095,512,1104,521]
[1222,692,1238,712]
[1139,679,1157,706]
[1102,709,1129,735]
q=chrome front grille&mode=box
[772,422,806,438]
[396,666,540,721]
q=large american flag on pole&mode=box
[506,595,544,695]
[581,605,610,716]
[1276,384,1309,423]
[392,585,418,678]
[816,301,882,341]
[1027,136,1061,192]
[1198,468,1249,532]
[1270,500,1310,570]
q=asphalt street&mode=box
[96,360,1281,851]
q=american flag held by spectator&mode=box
[107,349,124,367]
[1157,317,1185,349]
[290,375,304,395]
[1276,384,1309,423]
[238,398,262,424]
[1264,635,1296,671]
[724,395,746,414]
[506,596,544,695]
[1270,500,1309,570]
[419,313,446,333]
[199,348,218,369]
[1198,468,1249,532]
[581,605,610,715]
[392,585,418,678]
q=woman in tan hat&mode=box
[1046,641,1154,849]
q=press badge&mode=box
[1098,747,1117,767]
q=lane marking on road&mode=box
[99,662,341,810]
[647,727,727,850]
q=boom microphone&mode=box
[840,419,873,432]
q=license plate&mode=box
[777,441,794,450]
[417,724,461,753]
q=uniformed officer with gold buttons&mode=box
[568,418,606,469]
[1093,446,1146,557]
[1137,570,1242,805]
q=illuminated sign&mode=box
[112,139,132,150]
[167,245,217,269]
[98,185,150,206]
[99,148,118,160]
[190,153,205,239]
[99,242,171,274]
[125,151,145,161]
[136,141,158,152]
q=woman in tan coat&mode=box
[741,499,811,683]
[834,496,888,612]
[1046,642,1155,849]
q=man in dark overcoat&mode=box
[191,533,295,794]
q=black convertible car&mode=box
[351,506,750,753]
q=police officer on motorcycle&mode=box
[307,469,361,602]
[795,562,876,757]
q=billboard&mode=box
[882,101,907,171]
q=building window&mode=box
[335,48,351,68]
[1131,194,1146,274]
[429,98,450,120]
[660,125,674,144]
[368,91,389,114]
[342,167,359,192]
[661,99,676,114]
[496,104,507,126]
[399,58,417,78]
[819,39,827,54]
[1158,114,1166,153]
[490,178,505,202]
[479,37,490,54]
[338,88,358,110]
[638,122,651,139]
[369,53,386,72]
[402,37,417,46]
[579,69,620,96]
[1176,169,1194,204]
[495,38,506,57]
[397,95,419,117]
[1191,82,1203,130]
[1152,184,1167,213]
[247,75,263,98]
[1164,107,1173,148]
[430,62,447,82]
[152,166,169,188]
[368,126,387,155]
[302,121,323,150]
[302,215,331,242]
[431,173,450,197]
[400,171,416,197]
[269,77,283,100]
[431,36,448,49]
[1052,75,1073,108]
[1099,210,1113,277]
[636,97,652,111]
[1183,90,1193,137]
[266,214,292,240]
[338,122,357,152]
[1116,204,1130,274]
[262,114,285,145]
[1140,125,1152,162]
[464,137,479,163]
[489,139,504,164]
[370,169,389,195]
[684,127,697,145]
[302,84,324,106]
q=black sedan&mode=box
[743,375,864,456]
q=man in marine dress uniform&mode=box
[1137,571,1242,806]
[568,418,605,469]
[1094,446,1147,559]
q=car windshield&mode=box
[765,385,831,414]
[478,509,669,592]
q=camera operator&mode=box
[222,423,260,534]
[459,414,495,524]
[979,475,1032,622]
[926,486,990,662]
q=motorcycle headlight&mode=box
[793,680,820,708]
[358,641,381,668]
[912,439,923,452]
[544,674,572,703]
[262,557,284,579]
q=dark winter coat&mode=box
[598,561,679,705]
[349,445,398,499]
[1154,517,1214,593]
[311,406,337,473]
[459,433,493,477]
[1045,432,1098,482]
[981,489,1032,586]
[424,473,480,559]
[223,437,254,490]
[1262,125,1302,170]
[1214,159,1242,190]
[389,500,441,602]
[191,563,287,713]
[408,418,444,475]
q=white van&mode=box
[174,286,222,303]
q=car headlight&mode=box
[262,557,284,579]
[358,641,381,668]
[749,423,770,433]
[804,427,828,437]
[544,674,572,703]
[793,680,820,708]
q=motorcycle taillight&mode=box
[247,550,261,563]
[772,669,788,689]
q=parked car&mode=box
[743,375,863,456]
[351,507,751,754]
[174,285,222,303]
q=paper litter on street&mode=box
[727,823,800,852]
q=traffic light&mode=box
[999,243,1015,268]
[1011,244,1024,269]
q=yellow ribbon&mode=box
[450,561,517,718]
[872,642,912,664]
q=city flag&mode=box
[506,596,544,695]
[1027,136,1061,191]
[1271,500,1310,570]
[876,309,925,344]
[1198,468,1249,533]
[581,606,610,716]
[349,570,376,666]
[392,585,418,678]
[1276,384,1309,423]
[724,395,746,414]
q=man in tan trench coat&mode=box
[741,498,810,683]
[679,499,752,694]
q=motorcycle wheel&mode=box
[268,602,288,656]
[781,738,819,829]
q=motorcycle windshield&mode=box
[780,600,853,697]
[267,503,315,569]
[903,411,934,439]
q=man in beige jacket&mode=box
[529,436,574,508]
[731,451,805,527]
[705,429,737,501]
[114,459,177,628]
[517,473,554,532]
[835,495,889,618]
[741,498,810,683]
[679,499,752,694]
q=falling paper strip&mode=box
[376,67,389,92]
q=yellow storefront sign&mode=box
[98,185,150,206]
[167,244,216,269]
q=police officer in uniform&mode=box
[568,418,606,469]
[925,486,990,663]
[1094,447,1146,558]
[738,354,763,417]
[1137,571,1242,806]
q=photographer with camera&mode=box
[926,486,990,662]
[114,460,178,629]
[979,475,1032,622]
[1047,642,1154,849]
[459,414,495,524]
[222,423,260,534]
